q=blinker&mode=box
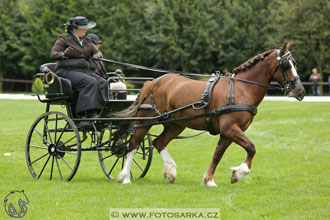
[281,59,291,71]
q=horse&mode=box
[115,42,306,186]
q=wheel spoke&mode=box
[30,145,48,150]
[55,157,63,181]
[133,158,144,172]
[37,155,51,179]
[65,143,78,148]
[30,152,49,165]
[56,122,69,145]
[43,118,53,144]
[57,154,73,171]
[107,157,120,176]
[33,128,50,145]
[61,135,77,146]
[56,150,77,155]
[100,153,114,161]
[50,156,54,180]
[54,114,58,144]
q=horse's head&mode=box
[271,42,306,101]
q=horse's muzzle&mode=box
[290,78,306,101]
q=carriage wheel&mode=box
[98,129,153,180]
[26,111,81,182]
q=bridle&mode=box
[272,49,300,95]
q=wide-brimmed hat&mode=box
[87,33,102,44]
[65,16,96,29]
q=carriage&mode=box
[25,63,154,182]
[25,43,306,186]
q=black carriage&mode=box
[25,63,154,181]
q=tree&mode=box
[18,0,95,78]
[0,0,27,91]
[215,0,276,71]
[269,0,330,80]
[141,0,221,74]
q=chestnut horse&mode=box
[116,42,305,186]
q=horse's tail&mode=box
[110,92,141,118]
[109,89,143,139]
[110,79,154,139]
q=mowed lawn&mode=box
[0,99,330,220]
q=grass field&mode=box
[0,99,330,220]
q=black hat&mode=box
[87,33,102,44]
[65,16,96,29]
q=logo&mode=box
[4,190,29,218]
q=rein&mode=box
[94,57,284,91]
[93,57,210,78]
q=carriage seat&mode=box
[40,63,75,99]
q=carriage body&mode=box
[25,63,154,181]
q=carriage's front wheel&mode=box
[26,111,81,182]
[98,130,153,180]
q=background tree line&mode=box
[0,0,329,92]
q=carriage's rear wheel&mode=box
[26,111,81,182]
[98,130,153,180]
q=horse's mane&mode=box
[232,50,274,74]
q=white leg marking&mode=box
[160,149,177,183]
[117,149,137,184]
[202,173,217,187]
[230,163,250,183]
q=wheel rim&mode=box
[98,129,153,180]
[26,111,81,182]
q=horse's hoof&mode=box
[230,163,250,184]
[122,178,131,184]
[117,172,130,184]
[231,171,239,184]
[203,180,218,187]
[164,173,176,183]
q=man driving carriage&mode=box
[86,33,108,80]
[50,16,107,118]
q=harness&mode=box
[135,49,297,135]
[200,74,258,134]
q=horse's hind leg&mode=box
[117,127,150,184]
[153,124,185,183]
[203,136,232,187]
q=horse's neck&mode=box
[235,57,275,106]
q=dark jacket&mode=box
[50,33,99,70]
[49,33,107,114]
[89,51,108,79]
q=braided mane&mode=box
[232,50,274,74]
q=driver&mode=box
[50,16,107,118]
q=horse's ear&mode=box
[280,41,290,55]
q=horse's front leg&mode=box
[225,125,255,184]
[203,136,232,187]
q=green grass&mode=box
[0,99,330,219]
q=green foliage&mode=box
[142,0,221,73]
[269,0,330,79]
[0,0,28,79]
[217,0,275,70]
[31,77,44,94]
